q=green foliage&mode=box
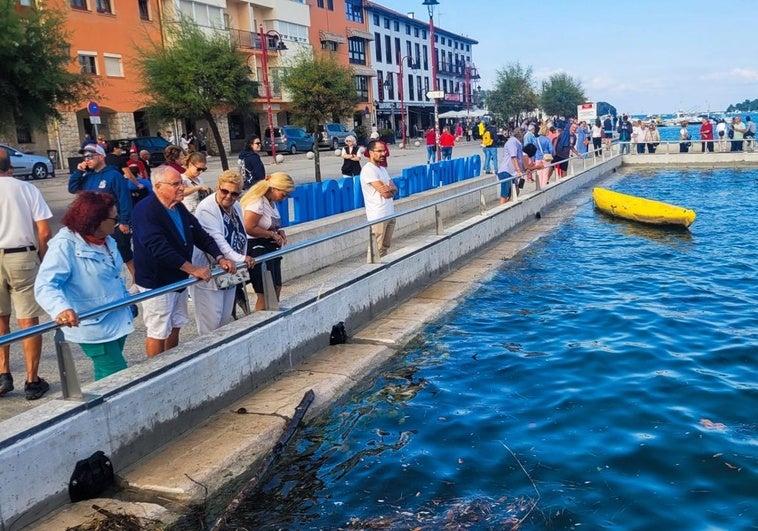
[0,4,93,132]
[486,63,538,123]
[726,99,758,112]
[540,73,586,118]
[281,53,358,133]
[136,18,255,121]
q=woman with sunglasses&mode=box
[35,191,134,380]
[180,152,212,213]
[190,170,255,334]
[240,172,295,311]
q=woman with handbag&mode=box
[241,172,295,311]
[180,152,212,213]
[189,170,254,334]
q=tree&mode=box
[0,4,93,133]
[540,73,587,118]
[281,53,358,182]
[485,63,538,125]
[137,18,256,170]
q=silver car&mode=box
[0,144,55,180]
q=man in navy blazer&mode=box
[133,165,235,357]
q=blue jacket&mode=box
[238,150,266,189]
[68,165,133,225]
[132,194,223,289]
[35,228,134,344]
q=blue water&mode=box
[230,168,758,530]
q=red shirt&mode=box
[439,131,456,148]
[700,122,714,141]
[425,130,437,146]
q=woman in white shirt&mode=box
[591,118,603,155]
[180,152,212,213]
[240,172,295,311]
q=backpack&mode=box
[329,322,347,345]
[69,450,115,502]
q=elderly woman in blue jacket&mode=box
[35,191,134,380]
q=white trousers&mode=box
[189,284,236,335]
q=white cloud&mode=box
[701,68,758,83]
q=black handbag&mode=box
[69,450,115,502]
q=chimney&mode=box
[407,12,415,19]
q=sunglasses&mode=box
[193,165,207,172]
[83,154,97,160]
[218,188,240,198]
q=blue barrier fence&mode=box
[282,154,482,227]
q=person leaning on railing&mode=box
[34,191,134,381]
[189,170,254,334]
[240,172,295,312]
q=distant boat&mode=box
[660,111,702,127]
[592,187,696,228]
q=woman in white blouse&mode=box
[240,172,295,311]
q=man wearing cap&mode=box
[0,148,53,400]
[69,143,134,277]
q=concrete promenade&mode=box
[3,143,756,529]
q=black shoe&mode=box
[25,377,50,400]
[0,373,13,396]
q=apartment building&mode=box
[366,2,478,138]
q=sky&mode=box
[375,0,758,115]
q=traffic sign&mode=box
[426,90,444,99]
[87,101,100,116]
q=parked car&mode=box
[263,126,315,155]
[317,123,354,150]
[0,144,54,180]
[110,136,170,166]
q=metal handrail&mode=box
[1,148,615,349]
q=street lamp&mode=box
[258,26,286,161]
[423,0,441,161]
[397,54,417,149]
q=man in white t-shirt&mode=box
[360,140,398,257]
[0,148,53,400]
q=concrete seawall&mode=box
[3,156,620,529]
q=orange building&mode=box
[307,0,375,132]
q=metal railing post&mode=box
[261,262,279,311]
[54,329,84,401]
[367,226,380,264]
[479,190,487,214]
[435,205,444,235]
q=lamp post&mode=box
[258,26,286,162]
[423,0,441,161]
[397,54,416,149]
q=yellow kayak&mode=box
[592,187,696,228]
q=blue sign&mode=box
[87,101,100,116]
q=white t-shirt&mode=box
[180,173,205,213]
[0,177,53,248]
[360,162,394,221]
[244,196,281,232]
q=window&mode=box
[16,126,32,144]
[78,54,97,74]
[405,23,410,35]
[317,0,323,7]
[373,14,379,25]
[394,37,400,65]
[345,0,362,22]
[322,41,338,52]
[393,20,399,32]
[138,0,149,19]
[384,17,389,29]
[273,21,308,43]
[70,0,86,9]
[414,27,419,38]
[354,75,368,101]
[374,33,382,62]
[422,45,428,70]
[414,43,420,67]
[348,37,366,65]
[327,0,333,10]
[95,0,111,13]
[406,40,411,60]
[179,0,224,28]
[377,70,384,101]
[408,74,414,101]
[417,76,422,101]
[104,54,123,76]
[384,35,391,63]
[422,29,426,39]
[386,75,394,100]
